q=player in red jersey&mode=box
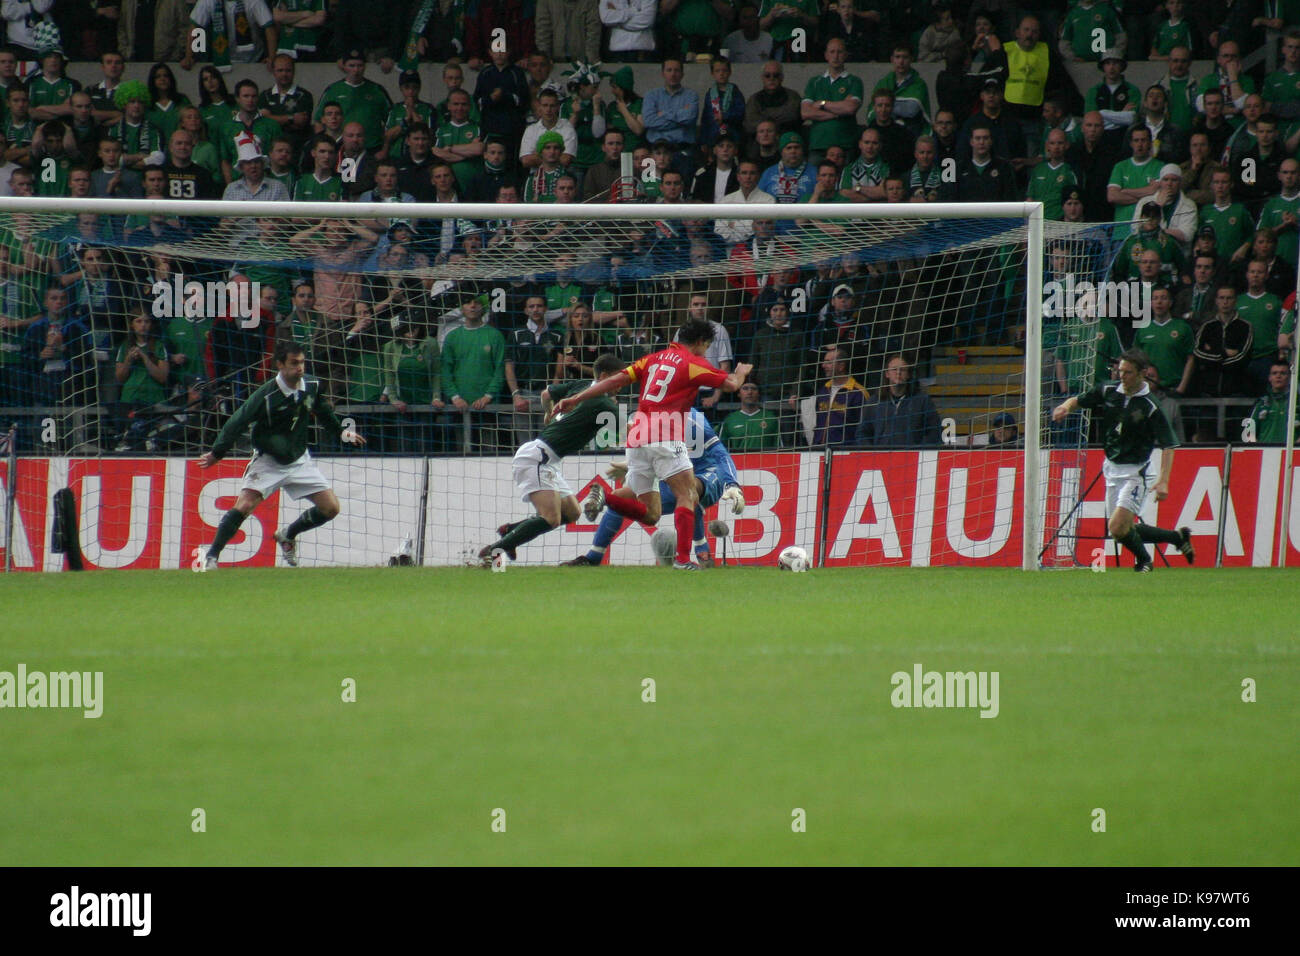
[553,318,753,569]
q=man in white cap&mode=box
[221,132,289,241]
[1151,162,1197,253]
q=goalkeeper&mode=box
[562,408,746,567]
[479,354,626,563]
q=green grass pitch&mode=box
[1,566,1296,866]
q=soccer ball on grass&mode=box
[778,546,810,572]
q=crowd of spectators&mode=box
[2,2,1299,453]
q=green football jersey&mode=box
[115,338,169,405]
[164,316,214,382]
[33,155,72,197]
[1027,161,1078,220]
[1236,291,1283,359]
[1108,157,1160,236]
[561,97,603,168]
[1250,390,1299,444]
[147,99,188,146]
[803,72,865,151]
[435,119,482,193]
[1114,227,1184,280]
[316,79,392,151]
[1257,193,1300,266]
[538,379,619,458]
[1152,19,1192,56]
[758,0,818,43]
[719,408,781,450]
[1133,316,1194,389]
[840,157,889,193]
[294,172,343,203]
[604,97,644,152]
[1077,381,1179,464]
[1047,314,1122,393]
[1198,202,1254,260]
[384,100,435,160]
[1062,2,1123,60]
[211,376,345,465]
[26,75,77,110]
[1164,76,1196,131]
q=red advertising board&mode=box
[3,450,1297,570]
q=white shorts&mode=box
[625,440,693,496]
[1104,459,1150,517]
[242,451,330,501]
[512,439,572,503]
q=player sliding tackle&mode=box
[1052,349,1196,572]
[478,354,627,564]
[195,343,365,570]
[563,407,746,567]
[553,319,752,570]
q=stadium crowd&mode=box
[1,1,1299,454]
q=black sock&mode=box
[287,506,331,540]
[1118,528,1150,563]
[498,515,555,551]
[1136,524,1182,545]
[209,509,248,559]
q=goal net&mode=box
[0,195,1129,571]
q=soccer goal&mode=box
[0,194,1152,571]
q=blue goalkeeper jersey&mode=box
[684,409,740,506]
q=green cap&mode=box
[536,130,565,153]
[779,131,804,151]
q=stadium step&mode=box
[933,346,1022,358]
[933,364,1026,376]
[928,384,1025,397]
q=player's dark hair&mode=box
[1119,349,1149,372]
[594,354,623,376]
[677,317,715,346]
[275,341,306,364]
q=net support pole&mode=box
[3,423,16,574]
[1022,203,1046,571]
[1277,343,1299,566]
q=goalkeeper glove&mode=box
[721,485,745,516]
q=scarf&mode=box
[774,162,807,199]
[708,83,736,135]
[399,0,450,71]
[211,0,256,72]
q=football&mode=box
[651,529,676,566]
[778,546,810,572]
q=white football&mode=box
[778,545,810,572]
[651,529,676,566]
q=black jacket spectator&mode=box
[399,155,436,202]
[857,384,942,447]
[957,110,1027,165]
[865,117,915,181]
[1068,137,1123,223]
[742,86,803,138]
[937,157,1019,202]
[1193,314,1253,396]
[691,163,739,203]
[474,62,531,157]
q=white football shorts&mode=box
[512,439,573,503]
[1103,459,1150,517]
[625,440,693,496]
[241,451,330,501]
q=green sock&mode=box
[1118,528,1150,563]
[498,515,555,551]
[287,506,331,540]
[1136,524,1182,545]
[209,509,248,559]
